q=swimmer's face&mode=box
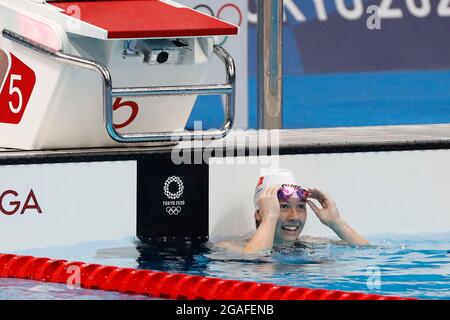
[274,197,307,243]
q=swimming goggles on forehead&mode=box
[277,184,309,202]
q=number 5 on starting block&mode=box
[0,49,36,124]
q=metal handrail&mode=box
[2,29,236,143]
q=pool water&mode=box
[188,72,450,130]
[2,233,449,300]
[0,278,152,300]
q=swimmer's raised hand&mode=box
[306,188,370,246]
[244,186,282,254]
[257,185,281,222]
[306,188,342,228]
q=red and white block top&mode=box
[48,0,239,39]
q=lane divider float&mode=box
[0,254,413,300]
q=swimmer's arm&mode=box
[215,241,246,254]
[328,218,370,246]
[307,188,370,246]
[242,217,278,254]
[243,186,281,254]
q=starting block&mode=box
[0,0,238,150]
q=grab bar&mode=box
[2,29,236,143]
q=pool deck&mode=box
[1,124,450,161]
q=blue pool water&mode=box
[0,278,152,300]
[2,233,449,300]
[187,71,450,129]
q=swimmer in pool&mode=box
[219,169,369,254]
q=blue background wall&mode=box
[188,0,450,129]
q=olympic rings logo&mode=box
[166,206,182,216]
[163,176,184,200]
[194,3,243,46]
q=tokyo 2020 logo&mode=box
[163,176,184,200]
[163,176,185,216]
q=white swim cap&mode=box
[253,169,299,210]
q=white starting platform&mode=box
[0,0,238,149]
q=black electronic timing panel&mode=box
[137,154,209,241]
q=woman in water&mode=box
[219,169,369,254]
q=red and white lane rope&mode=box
[0,254,413,300]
